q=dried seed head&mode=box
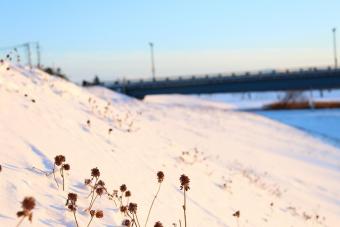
[68,193,77,202]
[120,184,127,192]
[122,219,131,227]
[128,202,137,214]
[90,210,96,217]
[120,206,127,213]
[157,171,164,183]
[68,204,76,212]
[154,221,164,227]
[125,190,131,197]
[96,187,104,196]
[16,211,25,217]
[233,210,240,218]
[95,210,104,218]
[112,190,118,197]
[54,155,66,166]
[84,179,91,185]
[180,174,190,191]
[63,164,70,171]
[91,167,100,178]
[97,180,105,187]
[0,164,2,172]
[22,197,36,211]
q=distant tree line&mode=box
[43,67,69,81]
[82,75,101,87]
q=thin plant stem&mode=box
[60,167,65,191]
[88,194,98,211]
[183,190,187,227]
[87,178,98,198]
[126,213,136,227]
[87,216,94,227]
[179,219,182,227]
[73,211,79,227]
[144,183,162,227]
[134,213,141,227]
[52,164,59,188]
[16,216,26,227]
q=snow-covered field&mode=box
[0,63,339,227]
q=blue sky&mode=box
[0,1,339,81]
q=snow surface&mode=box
[0,62,340,227]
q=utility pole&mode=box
[149,42,156,80]
[25,42,32,68]
[332,28,338,68]
[36,42,41,68]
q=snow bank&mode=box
[0,63,339,227]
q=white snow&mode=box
[0,62,339,227]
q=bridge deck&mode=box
[104,67,340,99]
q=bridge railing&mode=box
[105,65,339,89]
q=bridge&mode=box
[102,66,340,99]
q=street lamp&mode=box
[149,42,156,80]
[332,28,338,68]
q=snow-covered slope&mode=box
[0,63,339,227]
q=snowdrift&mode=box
[0,62,339,227]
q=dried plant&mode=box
[85,168,107,211]
[33,155,70,191]
[122,219,132,227]
[233,210,240,227]
[66,193,79,227]
[180,174,190,227]
[145,171,165,227]
[0,164,2,173]
[128,202,141,227]
[87,209,104,227]
[16,197,35,227]
[60,163,70,191]
[53,155,65,188]
[154,221,164,227]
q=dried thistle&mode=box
[95,187,104,196]
[128,202,141,227]
[122,219,131,227]
[128,203,137,214]
[120,205,128,213]
[145,171,165,227]
[66,193,79,227]
[87,209,104,227]
[125,190,131,197]
[233,210,240,227]
[157,171,164,183]
[16,197,35,226]
[95,210,104,218]
[154,221,164,227]
[233,210,240,218]
[180,174,190,191]
[86,168,106,211]
[54,155,66,166]
[120,184,127,192]
[180,174,190,227]
[91,167,100,178]
[60,163,71,190]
